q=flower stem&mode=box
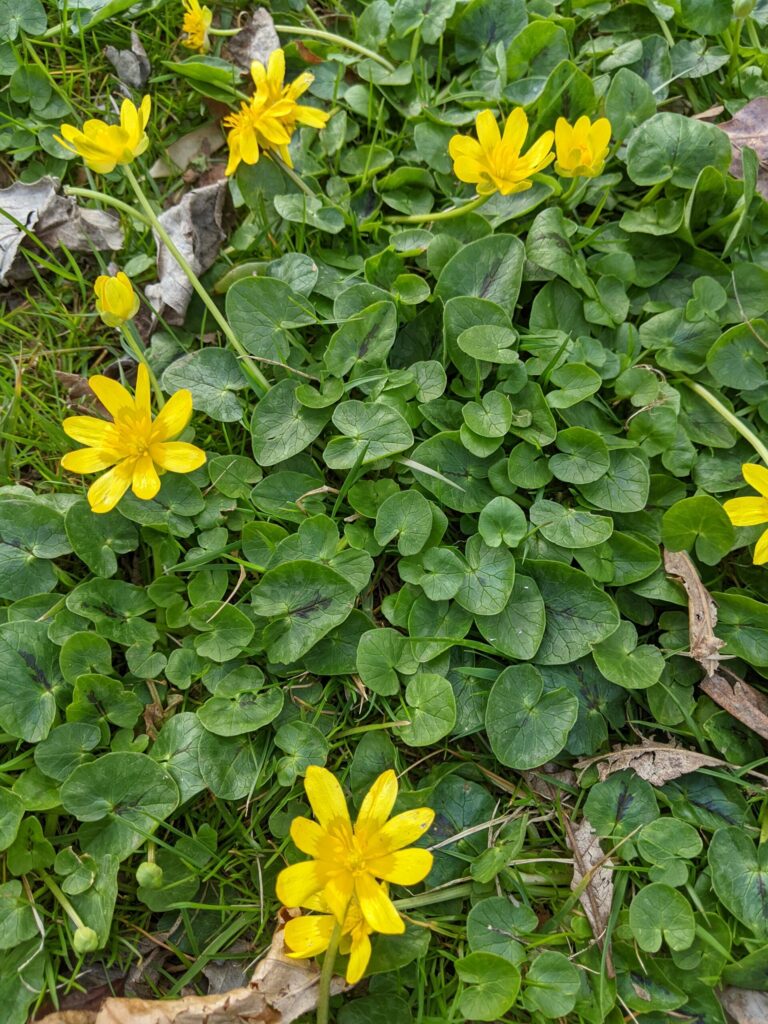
[274,24,396,72]
[120,323,164,408]
[266,151,318,199]
[683,380,768,465]
[121,163,270,395]
[63,186,154,228]
[385,193,490,225]
[39,870,87,930]
[316,920,343,1024]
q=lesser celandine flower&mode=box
[61,364,206,513]
[284,891,376,984]
[723,463,768,564]
[448,108,554,196]
[94,272,140,328]
[276,767,433,936]
[223,48,329,176]
[181,0,212,53]
[554,115,611,178]
[57,97,151,173]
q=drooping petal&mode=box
[131,453,161,500]
[61,447,121,473]
[723,496,768,527]
[151,389,193,441]
[365,808,435,858]
[304,766,353,836]
[475,109,501,154]
[354,872,404,934]
[323,871,355,924]
[276,859,329,908]
[365,848,433,886]
[63,415,118,447]
[742,463,768,499]
[283,913,336,959]
[150,442,206,473]
[87,458,135,513]
[294,104,330,129]
[88,375,135,420]
[355,770,398,843]
[754,527,768,565]
[345,925,372,984]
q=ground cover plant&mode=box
[2,0,768,1021]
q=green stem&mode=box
[63,186,154,228]
[385,193,490,225]
[267,151,318,199]
[39,870,87,930]
[274,24,395,72]
[120,323,164,408]
[683,380,768,465]
[122,163,270,395]
[317,920,343,1024]
[639,180,665,207]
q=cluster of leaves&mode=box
[4,0,768,1021]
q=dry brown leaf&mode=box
[720,987,768,1024]
[104,30,150,90]
[144,181,227,324]
[222,8,280,73]
[34,1014,97,1024]
[718,97,768,200]
[564,816,614,976]
[576,743,723,786]
[36,910,346,1024]
[149,123,226,179]
[663,549,724,676]
[701,670,768,743]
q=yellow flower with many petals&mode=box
[181,0,212,52]
[448,108,554,196]
[57,97,151,174]
[94,272,140,328]
[223,48,329,176]
[284,892,376,984]
[276,767,433,936]
[61,364,206,514]
[724,463,768,564]
[554,115,611,178]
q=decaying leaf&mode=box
[720,987,768,1024]
[718,97,768,200]
[663,548,724,676]
[36,909,347,1024]
[0,177,123,286]
[144,181,227,323]
[565,815,614,976]
[149,123,225,178]
[104,30,150,90]
[576,743,724,786]
[701,670,768,743]
[222,8,280,73]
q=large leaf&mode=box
[486,664,578,769]
[436,235,525,317]
[709,827,768,940]
[0,620,63,742]
[250,379,330,467]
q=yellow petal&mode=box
[87,458,135,513]
[131,453,161,501]
[501,106,528,156]
[554,117,571,160]
[323,872,355,924]
[61,448,120,473]
[345,926,372,984]
[448,134,481,160]
[742,463,768,498]
[754,528,768,565]
[475,109,501,153]
[283,914,335,959]
[290,817,326,857]
[276,859,329,908]
[150,442,206,473]
[354,872,403,934]
[151,389,193,442]
[88,375,134,419]
[139,95,151,128]
[63,415,117,447]
[453,156,484,185]
[366,848,433,885]
[590,117,612,154]
[366,808,435,858]
[723,496,768,527]
[304,766,352,836]
[267,48,286,91]
[355,770,398,843]
[294,104,330,129]
[134,364,152,419]
[523,131,555,173]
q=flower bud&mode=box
[136,861,164,889]
[94,271,140,328]
[73,926,99,954]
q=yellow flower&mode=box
[724,463,768,564]
[181,0,212,52]
[448,108,555,196]
[276,767,433,935]
[57,96,151,174]
[284,892,376,984]
[61,364,206,514]
[223,48,329,176]
[554,115,611,178]
[94,272,140,328]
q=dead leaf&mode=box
[149,123,225,179]
[565,816,614,976]
[576,743,724,786]
[36,910,347,1024]
[522,765,576,802]
[720,987,768,1024]
[701,670,768,743]
[34,1014,96,1024]
[144,181,227,324]
[104,31,150,90]
[222,8,280,73]
[718,97,768,200]
[663,548,725,676]
[0,177,123,286]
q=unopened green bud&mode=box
[734,0,756,17]
[73,926,99,954]
[136,861,164,889]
